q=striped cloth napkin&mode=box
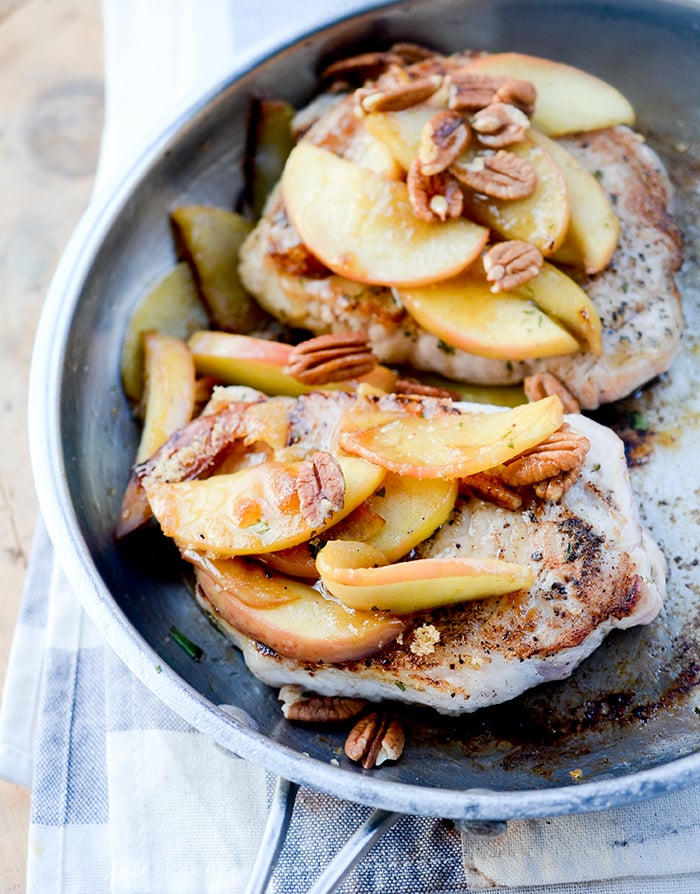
[2,2,700,891]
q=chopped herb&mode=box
[593,169,604,181]
[627,410,650,432]
[437,338,456,355]
[565,543,577,563]
[155,664,163,674]
[395,681,407,692]
[170,626,203,661]
[622,281,629,293]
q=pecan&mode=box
[445,72,506,111]
[394,377,459,399]
[407,159,464,222]
[344,711,405,768]
[450,150,537,200]
[418,110,471,176]
[523,372,581,414]
[286,331,377,385]
[279,685,367,723]
[389,42,437,64]
[471,102,531,148]
[483,240,543,292]
[460,472,523,511]
[321,50,400,84]
[296,451,346,527]
[495,78,537,117]
[356,74,442,113]
[500,423,591,502]
[446,71,537,116]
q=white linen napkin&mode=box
[3,1,700,891]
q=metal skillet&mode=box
[28,0,700,888]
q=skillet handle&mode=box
[242,775,401,894]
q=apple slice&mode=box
[120,262,209,402]
[137,332,196,463]
[464,52,635,136]
[360,474,458,562]
[170,205,270,332]
[399,269,580,360]
[188,330,397,396]
[514,261,603,356]
[338,394,564,479]
[363,105,437,170]
[282,142,489,287]
[528,129,619,274]
[194,556,404,663]
[144,454,386,556]
[456,138,570,255]
[316,540,533,614]
[257,475,457,575]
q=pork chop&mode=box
[238,91,683,410]
[188,390,665,716]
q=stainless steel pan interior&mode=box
[30,0,700,821]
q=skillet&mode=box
[29,0,700,828]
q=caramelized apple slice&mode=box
[136,332,196,463]
[144,454,386,556]
[244,97,295,219]
[316,540,533,614]
[529,129,619,274]
[171,205,270,332]
[194,556,404,662]
[338,395,564,479]
[120,262,209,402]
[359,474,458,562]
[464,52,635,136]
[363,105,437,170]
[188,331,397,396]
[399,270,580,360]
[456,139,570,255]
[282,142,488,287]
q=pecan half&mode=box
[389,42,437,64]
[523,372,581,414]
[345,711,405,769]
[471,102,531,148]
[483,240,543,292]
[321,50,400,85]
[446,71,537,116]
[446,72,506,111]
[286,331,377,385]
[495,78,537,117]
[394,377,459,399]
[460,472,523,511]
[451,150,537,200]
[500,423,591,502]
[279,685,367,723]
[408,159,464,222]
[356,74,442,113]
[296,451,346,527]
[418,110,471,176]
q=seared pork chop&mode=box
[190,390,665,716]
[238,101,682,410]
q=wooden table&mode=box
[0,1,102,889]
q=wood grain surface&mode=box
[0,0,103,889]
